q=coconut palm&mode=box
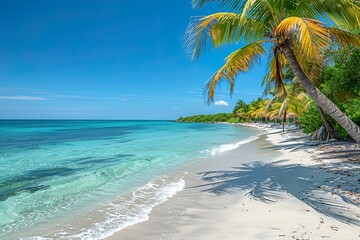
[264,83,311,132]
[264,105,280,123]
[236,108,250,121]
[185,0,360,142]
[235,102,251,121]
[250,99,269,122]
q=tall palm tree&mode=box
[185,0,360,142]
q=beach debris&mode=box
[317,217,325,230]
[330,226,338,231]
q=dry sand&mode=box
[107,124,360,240]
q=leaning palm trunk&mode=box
[281,43,360,143]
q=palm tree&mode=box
[236,108,250,122]
[244,98,265,122]
[185,0,360,142]
[265,84,311,132]
[233,99,248,114]
[264,105,280,123]
[234,100,251,121]
[250,99,269,122]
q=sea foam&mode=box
[207,135,259,156]
[67,177,184,240]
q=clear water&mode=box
[0,120,258,239]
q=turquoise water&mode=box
[0,120,257,239]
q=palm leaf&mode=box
[293,0,360,31]
[278,98,289,118]
[204,40,267,102]
[248,0,280,27]
[262,51,294,97]
[292,45,324,83]
[240,0,256,19]
[326,27,360,48]
[275,17,331,60]
[185,12,265,59]
[296,91,310,102]
[264,96,277,115]
[191,0,253,13]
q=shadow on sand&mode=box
[194,160,360,225]
[265,134,320,152]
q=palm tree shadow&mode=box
[194,160,360,225]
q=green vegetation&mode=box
[178,113,237,123]
[185,0,360,142]
[299,48,360,140]
[179,47,360,140]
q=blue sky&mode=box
[0,0,266,120]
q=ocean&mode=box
[0,120,259,239]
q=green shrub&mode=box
[298,102,357,140]
[344,95,360,125]
[298,104,322,134]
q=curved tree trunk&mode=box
[281,44,360,143]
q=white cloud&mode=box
[0,96,47,101]
[214,100,229,107]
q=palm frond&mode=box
[248,0,280,27]
[326,27,360,48]
[274,47,285,88]
[275,17,331,60]
[296,91,309,102]
[185,12,265,59]
[293,0,360,31]
[240,0,256,19]
[264,96,277,115]
[204,40,267,103]
[191,0,254,13]
[292,45,324,83]
[261,73,273,97]
[283,0,301,11]
[278,98,289,118]
[262,45,295,96]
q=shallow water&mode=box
[0,120,259,239]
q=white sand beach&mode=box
[108,124,360,240]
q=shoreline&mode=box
[108,123,360,239]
